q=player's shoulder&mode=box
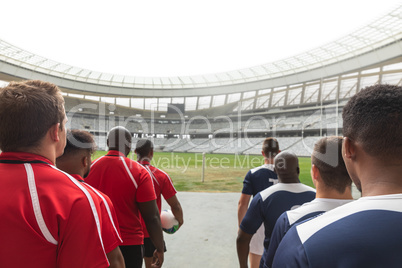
[259,183,314,201]
[294,199,367,244]
[91,155,107,166]
[285,200,321,225]
[250,163,275,174]
[122,157,148,173]
[40,165,85,190]
[84,182,112,204]
[297,195,402,241]
[259,183,283,200]
[45,167,106,207]
[152,165,171,179]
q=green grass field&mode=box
[93,151,313,192]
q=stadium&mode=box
[0,2,401,267]
[1,4,401,178]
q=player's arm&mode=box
[138,200,164,268]
[237,194,264,268]
[106,247,125,268]
[236,228,253,268]
[237,193,251,226]
[165,195,184,228]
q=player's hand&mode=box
[151,249,164,267]
[178,219,184,229]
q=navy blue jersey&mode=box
[240,183,315,250]
[262,198,352,268]
[242,164,278,197]
[272,194,402,268]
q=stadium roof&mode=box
[0,4,401,97]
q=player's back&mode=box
[138,161,177,238]
[263,198,352,268]
[240,182,315,250]
[87,153,140,208]
[86,150,156,246]
[140,162,177,209]
[273,194,402,268]
[259,183,316,246]
[243,164,278,197]
[0,152,108,268]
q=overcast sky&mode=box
[1,0,401,77]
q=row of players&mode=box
[0,81,401,267]
[237,137,351,268]
[236,83,402,267]
[0,80,184,268]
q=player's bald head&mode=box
[107,126,132,156]
[274,151,300,182]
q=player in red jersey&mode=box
[0,80,110,267]
[56,129,125,268]
[135,139,184,268]
[86,126,164,268]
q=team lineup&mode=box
[0,80,401,267]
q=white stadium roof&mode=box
[0,3,401,98]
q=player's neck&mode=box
[278,177,300,184]
[138,156,152,163]
[264,158,274,165]
[22,143,57,164]
[358,157,402,197]
[361,176,402,197]
[315,186,353,200]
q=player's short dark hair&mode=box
[262,137,279,158]
[135,139,154,157]
[0,80,65,151]
[342,84,402,158]
[312,136,351,193]
[64,129,96,156]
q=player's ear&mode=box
[311,164,320,181]
[81,155,88,168]
[343,137,355,160]
[49,123,61,142]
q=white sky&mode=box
[1,0,401,77]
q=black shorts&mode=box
[143,238,167,258]
[119,244,144,268]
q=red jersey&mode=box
[86,150,156,245]
[0,152,109,268]
[138,160,178,238]
[70,174,123,253]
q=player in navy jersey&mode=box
[272,84,402,268]
[237,151,315,268]
[262,136,353,268]
[237,137,280,268]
